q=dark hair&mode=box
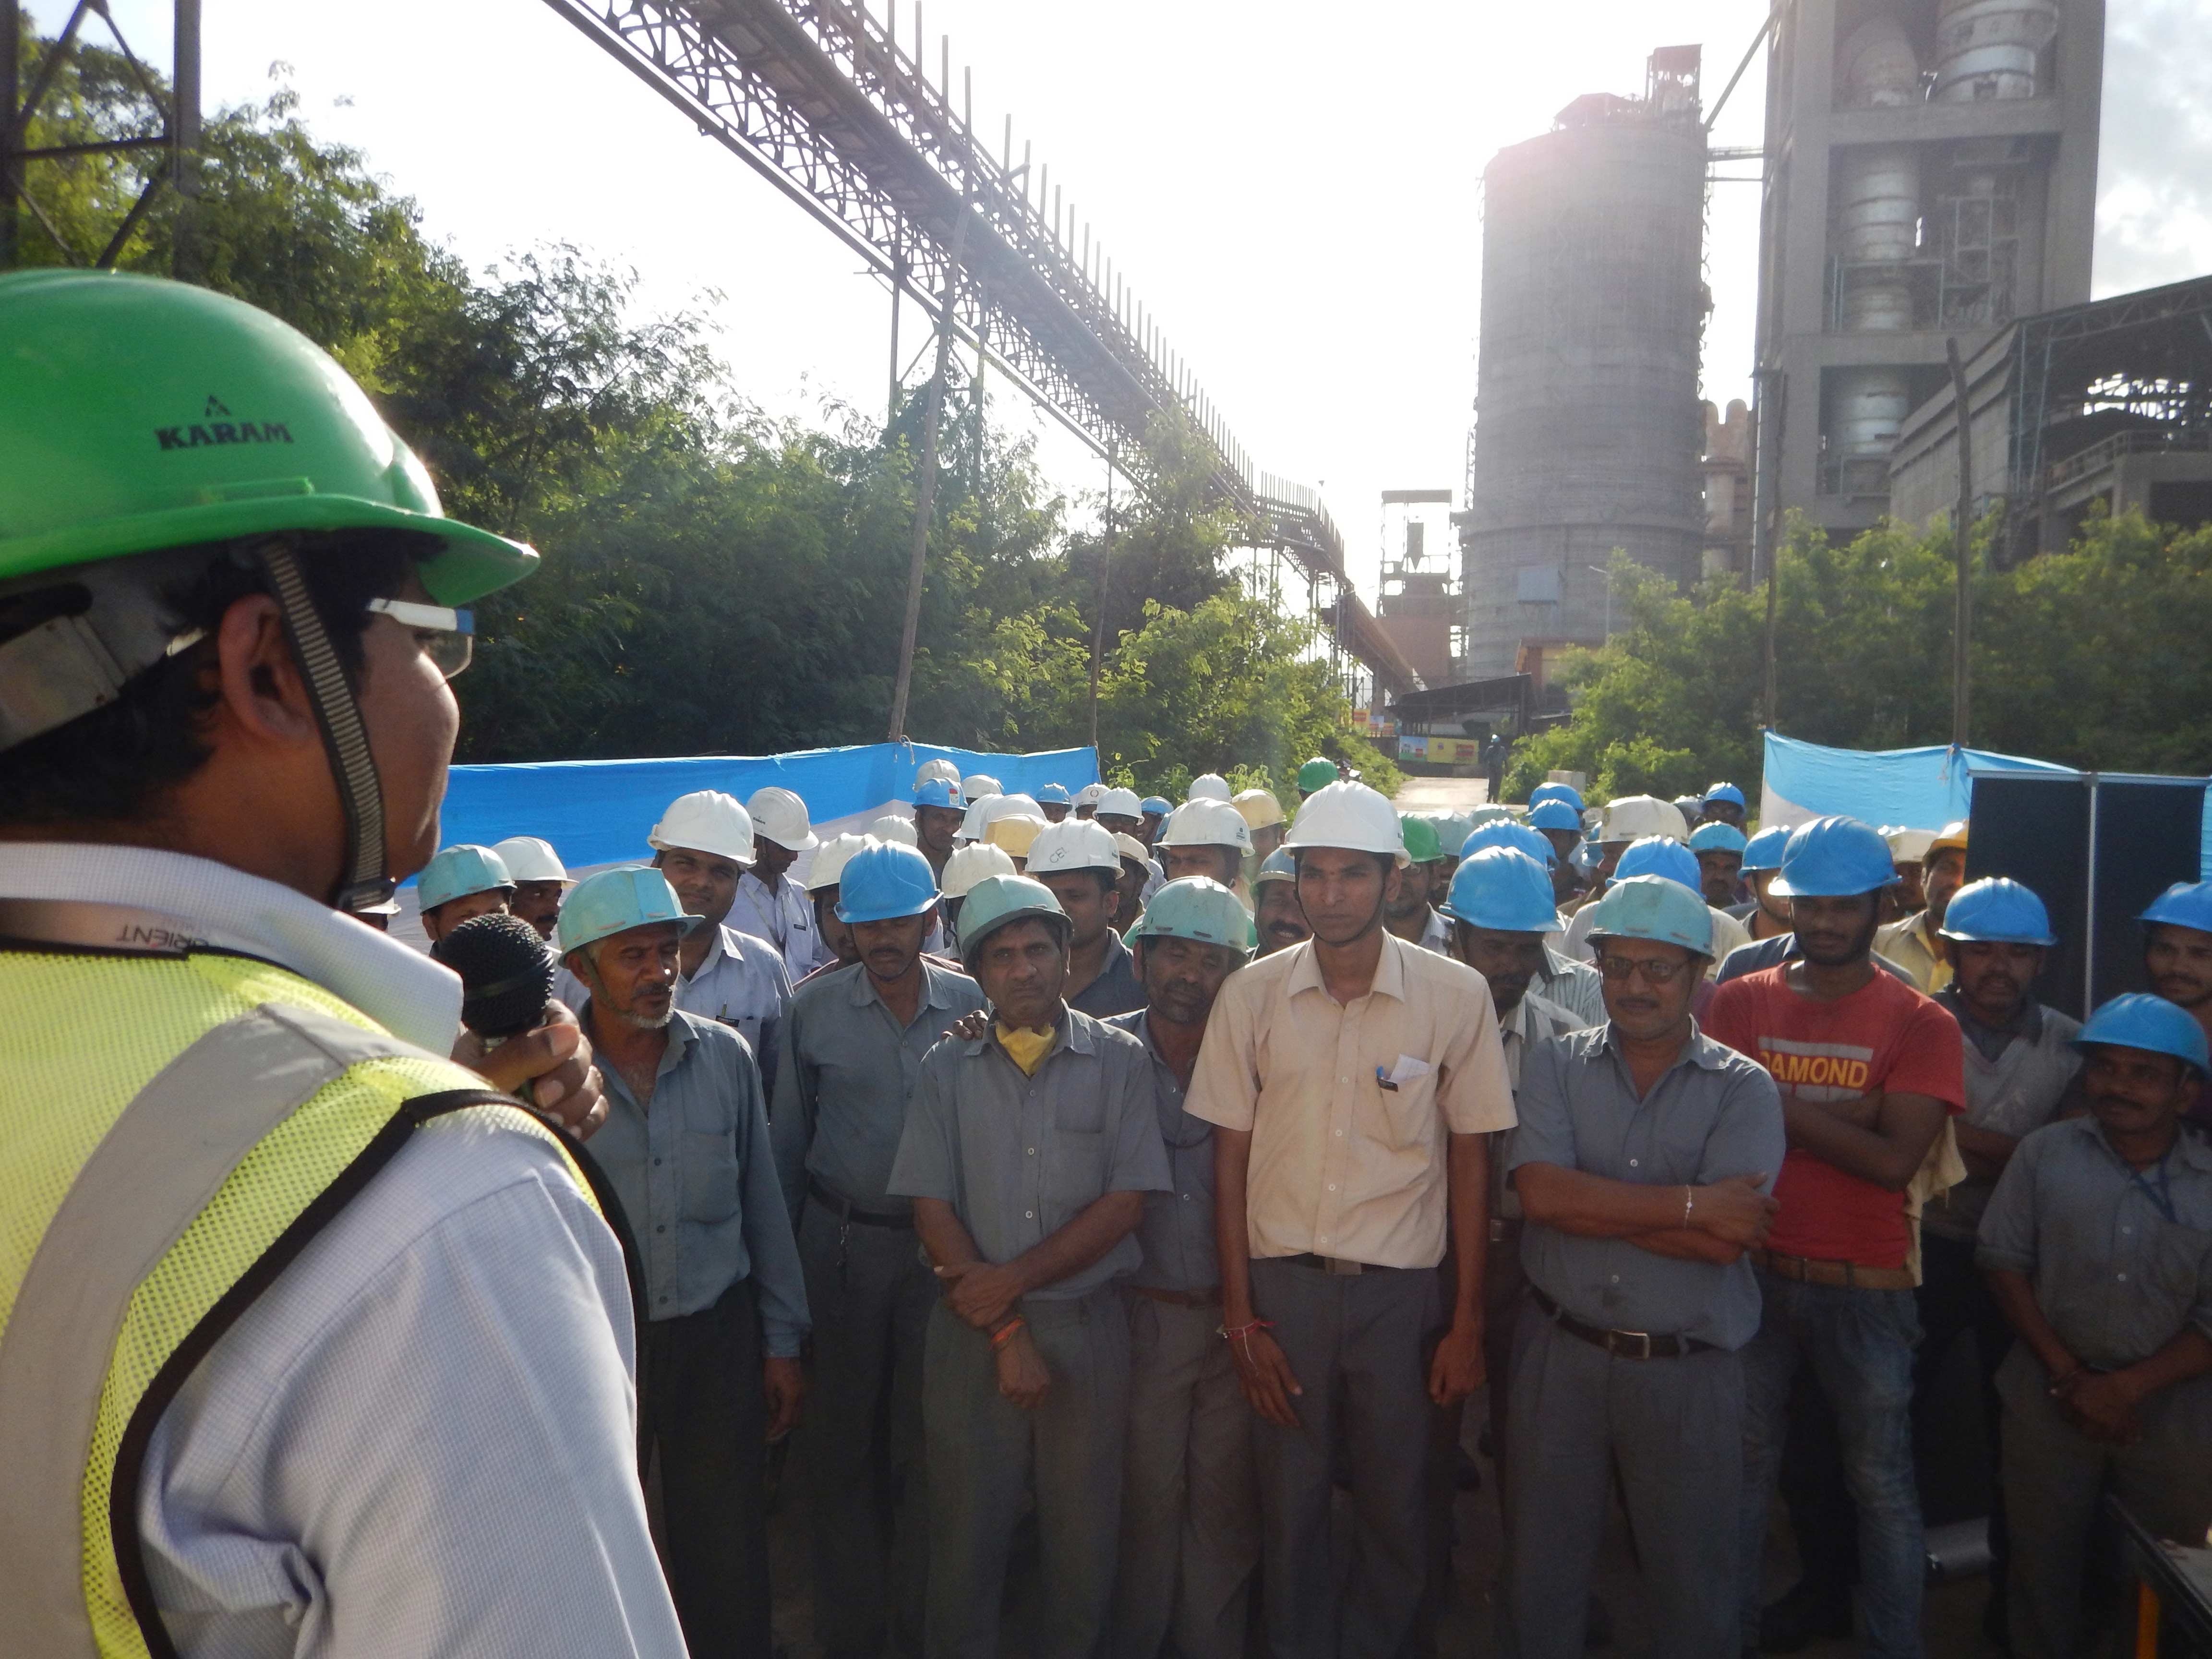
[1290,848,1395,880]
[0,530,421,829]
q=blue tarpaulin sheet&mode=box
[1759,732,2212,877]
[429,741,1101,876]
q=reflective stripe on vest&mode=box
[0,947,604,1659]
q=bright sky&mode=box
[32,0,2212,607]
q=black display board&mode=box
[1965,774,2205,1021]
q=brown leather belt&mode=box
[1532,1288,1715,1360]
[1751,1248,1916,1291]
[1130,1284,1221,1308]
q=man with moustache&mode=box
[2139,881,2212,1128]
[1189,782,1513,1659]
[563,866,810,1658]
[1875,821,1968,994]
[1250,848,1312,957]
[772,843,986,1659]
[1979,995,2212,1659]
[1109,878,1263,1659]
[1705,817,1964,1659]
[888,875,1169,1659]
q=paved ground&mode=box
[760,1376,2003,1657]
[1393,774,1496,816]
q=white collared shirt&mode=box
[0,844,684,1658]
[732,869,833,978]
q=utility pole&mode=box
[1,0,20,270]
[886,244,906,429]
[1946,335,1974,748]
[171,0,202,281]
[884,190,970,741]
[1089,440,1114,750]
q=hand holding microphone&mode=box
[436,914,609,1141]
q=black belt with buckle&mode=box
[807,1178,914,1229]
[1532,1288,1714,1360]
[1279,1252,1404,1276]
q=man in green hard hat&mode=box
[1296,756,1340,797]
[1384,814,1450,952]
[0,273,680,1653]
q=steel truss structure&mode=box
[542,0,1422,694]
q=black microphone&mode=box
[432,912,558,1044]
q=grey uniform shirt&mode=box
[1070,926,1147,1019]
[1978,1116,2212,1371]
[888,1005,1173,1298]
[589,1009,811,1354]
[771,959,988,1218]
[1924,992,2082,1241]
[733,869,834,979]
[1493,989,1587,1223]
[1539,948,1608,1029]
[1509,1022,1787,1350]
[1108,1008,1220,1292]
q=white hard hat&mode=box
[915,757,962,790]
[746,786,819,852]
[1110,831,1153,867]
[1096,786,1144,818]
[1159,798,1255,854]
[1600,794,1689,845]
[961,773,1003,802]
[983,792,1045,823]
[942,841,1018,897]
[491,835,572,886]
[1231,788,1286,831]
[1026,818,1124,875]
[1885,826,1937,864]
[807,832,878,892]
[869,813,919,846]
[648,790,757,865]
[1283,781,1410,866]
[1073,782,1108,807]
[1188,772,1231,802]
[956,793,999,842]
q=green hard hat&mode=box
[1127,876,1255,956]
[0,270,536,603]
[957,873,1069,967]
[1297,757,1338,793]
[1400,814,1444,864]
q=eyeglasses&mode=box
[366,597,474,679]
[1594,953,1692,984]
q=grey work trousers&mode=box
[1500,1310,1745,1659]
[923,1287,1130,1659]
[793,1200,936,1659]
[1112,1291,1260,1659]
[1997,1346,2212,1659]
[1248,1255,1442,1659]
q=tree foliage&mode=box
[9,24,1391,784]
[1506,511,2212,802]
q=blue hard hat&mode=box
[1769,816,1897,898]
[557,866,704,955]
[1704,782,1747,808]
[836,842,941,925]
[1441,847,1561,934]
[419,844,515,911]
[1584,874,1714,956]
[2140,881,2212,935]
[1941,877,2058,946]
[1740,824,1790,873]
[1461,819,1557,868]
[1688,821,1749,855]
[1036,782,1071,805]
[914,777,963,810]
[1529,782,1585,811]
[2072,992,2210,1075]
[1527,799,1583,833]
[1614,835,1701,893]
[1141,795,1173,817]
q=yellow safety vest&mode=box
[0,932,608,1659]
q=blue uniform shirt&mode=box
[1508,1022,1786,1350]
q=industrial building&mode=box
[1373,488,1460,690]
[1888,275,2212,555]
[1456,47,1711,679]
[1751,0,2104,552]
[1703,398,1755,573]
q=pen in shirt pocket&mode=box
[1374,1065,1399,1092]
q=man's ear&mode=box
[213,592,320,746]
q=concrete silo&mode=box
[1459,47,1709,682]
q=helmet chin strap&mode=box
[255,541,394,914]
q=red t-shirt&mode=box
[1704,965,1965,1269]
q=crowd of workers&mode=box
[6,274,2212,1659]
